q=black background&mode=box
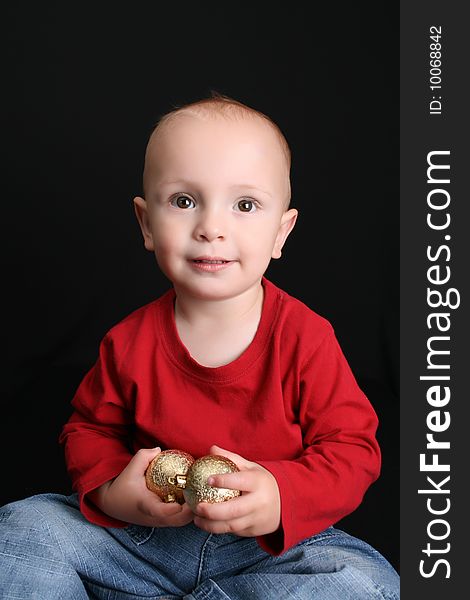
[3,3,399,571]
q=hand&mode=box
[192,445,281,537]
[88,447,194,528]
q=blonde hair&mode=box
[146,91,291,208]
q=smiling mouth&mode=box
[192,259,231,264]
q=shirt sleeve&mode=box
[256,328,381,555]
[58,332,134,528]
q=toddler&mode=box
[0,94,399,599]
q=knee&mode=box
[326,530,400,599]
[296,528,400,598]
[0,494,72,551]
[0,496,89,598]
[2,494,59,524]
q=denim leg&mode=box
[1,495,399,600]
[186,527,400,600]
[0,493,203,599]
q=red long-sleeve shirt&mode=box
[59,276,381,555]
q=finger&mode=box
[139,497,187,518]
[209,445,253,470]
[159,503,194,528]
[193,514,252,535]
[155,501,194,519]
[192,494,255,521]
[207,470,256,493]
[133,446,161,473]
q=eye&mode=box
[236,198,256,213]
[171,195,195,209]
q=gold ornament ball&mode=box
[183,455,241,509]
[145,449,194,503]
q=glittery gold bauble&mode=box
[145,449,194,503]
[183,455,241,509]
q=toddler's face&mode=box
[134,114,297,301]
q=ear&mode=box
[133,196,155,252]
[272,208,298,259]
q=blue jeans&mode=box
[0,493,399,599]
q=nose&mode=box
[193,206,226,242]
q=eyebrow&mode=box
[158,179,272,198]
[230,184,272,198]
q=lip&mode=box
[192,256,233,262]
[188,256,236,272]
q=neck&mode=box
[173,280,264,328]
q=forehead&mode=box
[144,114,288,193]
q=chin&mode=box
[171,274,228,296]
[185,282,238,300]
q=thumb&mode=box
[209,445,253,470]
[133,446,161,472]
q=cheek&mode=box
[238,221,278,253]
[152,219,184,250]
